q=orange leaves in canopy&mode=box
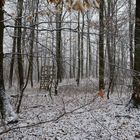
[97,89,105,98]
[48,0,100,12]
[66,0,92,12]
[70,0,85,12]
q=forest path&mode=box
[0,80,139,140]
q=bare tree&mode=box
[99,0,105,90]
[132,0,140,107]
[0,0,17,123]
[76,12,81,86]
[55,3,63,95]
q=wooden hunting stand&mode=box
[40,65,56,92]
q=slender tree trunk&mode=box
[16,0,24,113]
[29,27,34,88]
[99,0,105,90]
[55,4,63,95]
[96,43,99,78]
[0,2,6,119]
[81,13,84,78]
[129,0,133,70]
[69,14,72,78]
[86,28,89,78]
[87,11,91,77]
[76,12,81,86]
[17,0,24,91]
[106,0,113,98]
[9,20,18,88]
[0,2,5,91]
[73,41,76,78]
[132,0,140,107]
[28,0,37,88]
[35,0,40,83]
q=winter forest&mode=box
[0,0,140,139]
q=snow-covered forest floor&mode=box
[0,79,140,140]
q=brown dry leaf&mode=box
[71,0,85,12]
[97,89,104,98]
[83,0,92,9]
[27,15,33,22]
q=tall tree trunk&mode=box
[9,20,17,88]
[73,41,76,78]
[16,0,25,113]
[69,14,72,78]
[87,11,91,77]
[55,4,63,95]
[106,0,113,98]
[76,12,81,86]
[86,26,89,78]
[132,0,140,107]
[99,0,105,90]
[17,0,24,91]
[28,0,37,88]
[35,0,40,83]
[0,1,17,123]
[81,13,84,78]
[0,2,5,91]
[129,0,133,70]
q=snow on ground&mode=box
[0,79,140,140]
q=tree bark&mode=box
[76,12,81,86]
[0,2,4,90]
[9,20,18,88]
[17,0,24,91]
[106,0,114,98]
[81,13,84,78]
[87,11,91,77]
[132,0,140,107]
[69,14,72,78]
[0,1,17,123]
[129,0,133,70]
[99,0,105,90]
[55,4,63,95]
